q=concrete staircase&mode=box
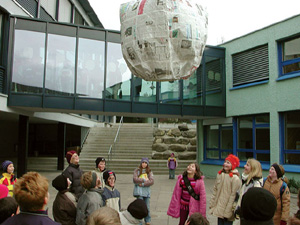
[26,123,193,175]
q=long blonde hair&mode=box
[245,158,262,184]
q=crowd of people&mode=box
[0,153,300,225]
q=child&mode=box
[52,173,77,225]
[62,151,84,200]
[119,199,148,225]
[86,207,121,225]
[0,160,17,197]
[94,157,106,189]
[102,170,121,212]
[263,163,290,225]
[185,212,210,225]
[133,157,154,225]
[209,154,241,225]
[167,162,206,225]
[76,171,103,225]
[234,158,263,218]
[2,171,60,225]
[168,153,178,179]
[0,197,19,223]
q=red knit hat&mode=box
[66,151,76,164]
[225,154,240,170]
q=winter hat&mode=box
[0,184,9,199]
[52,174,68,191]
[103,170,116,184]
[271,163,283,179]
[2,160,13,173]
[241,187,277,224]
[65,151,76,164]
[140,157,149,165]
[95,157,106,168]
[225,154,240,170]
[127,199,148,220]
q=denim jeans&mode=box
[169,169,175,179]
[138,196,151,224]
[218,217,233,225]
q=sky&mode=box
[89,0,300,46]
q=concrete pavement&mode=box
[41,171,298,225]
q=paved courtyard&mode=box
[41,172,298,225]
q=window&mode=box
[232,44,269,86]
[205,124,233,160]
[278,36,300,76]
[236,115,270,162]
[281,111,300,165]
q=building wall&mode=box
[199,15,300,180]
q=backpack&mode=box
[263,177,287,211]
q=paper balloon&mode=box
[120,0,208,81]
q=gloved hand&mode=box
[280,220,287,225]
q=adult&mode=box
[1,171,60,225]
[62,150,84,200]
[167,162,206,225]
[263,163,290,225]
[52,174,77,225]
[209,154,241,225]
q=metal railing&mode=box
[107,116,124,168]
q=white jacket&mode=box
[119,210,141,225]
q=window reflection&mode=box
[12,30,45,93]
[106,43,131,100]
[45,34,76,96]
[77,38,105,98]
[238,117,253,149]
[160,80,180,104]
[133,77,156,102]
[183,70,202,105]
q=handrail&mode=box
[80,127,90,149]
[107,116,124,168]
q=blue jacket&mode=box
[102,185,121,212]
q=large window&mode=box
[205,124,233,160]
[278,36,300,77]
[232,44,269,87]
[12,30,45,93]
[281,111,300,164]
[237,115,270,162]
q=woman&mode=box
[263,163,290,225]
[209,154,241,225]
[167,162,206,225]
[133,157,154,225]
[235,158,263,218]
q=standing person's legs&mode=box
[178,208,189,225]
[218,218,233,225]
[170,169,175,179]
[169,169,172,179]
[138,196,151,224]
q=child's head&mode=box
[185,212,209,225]
[140,158,149,168]
[127,199,148,220]
[52,174,70,192]
[170,153,175,157]
[95,157,106,172]
[81,171,101,190]
[2,160,14,174]
[244,158,262,183]
[14,172,49,212]
[183,163,203,180]
[0,197,19,223]
[103,170,116,188]
[66,151,79,165]
[223,154,239,172]
[86,207,121,225]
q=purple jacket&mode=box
[167,175,206,218]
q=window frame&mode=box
[278,35,300,78]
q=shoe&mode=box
[146,223,151,225]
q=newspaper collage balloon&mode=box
[120,0,208,81]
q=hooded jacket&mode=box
[119,210,141,225]
[76,188,104,225]
[209,169,241,221]
[167,174,206,218]
[0,172,17,197]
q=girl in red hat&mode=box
[209,154,241,225]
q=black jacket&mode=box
[62,163,84,200]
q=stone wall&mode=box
[152,124,197,160]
